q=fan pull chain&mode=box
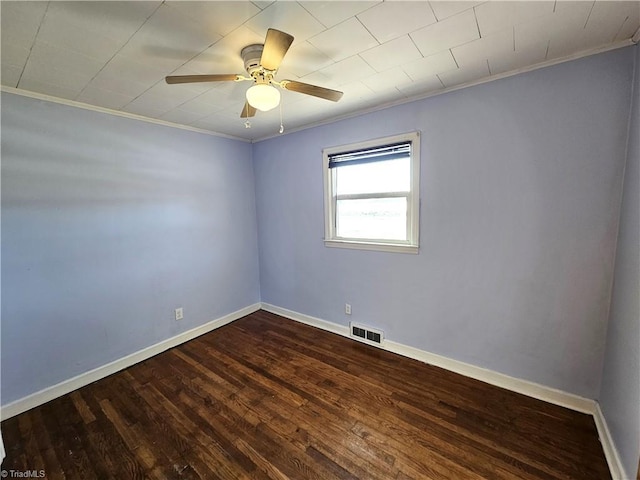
[244,102,251,129]
[279,98,284,134]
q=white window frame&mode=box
[323,131,420,254]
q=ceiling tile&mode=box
[148,79,212,101]
[36,15,128,65]
[401,50,458,81]
[357,1,437,44]
[191,110,244,132]
[349,87,408,110]
[76,86,135,110]
[279,82,369,121]
[117,3,222,72]
[515,2,592,60]
[313,55,377,86]
[18,77,82,100]
[585,1,640,42]
[0,1,48,20]
[276,41,335,78]
[475,1,554,37]
[183,26,264,76]
[397,75,444,97]
[244,1,326,44]
[123,85,204,116]
[86,71,154,99]
[335,81,376,104]
[174,96,226,116]
[20,42,105,89]
[361,68,413,93]
[160,108,209,125]
[429,1,483,21]
[615,15,640,41]
[277,95,335,123]
[252,1,275,10]
[516,2,593,42]
[1,63,23,87]
[410,9,480,58]
[489,39,547,75]
[545,1,639,59]
[21,61,95,93]
[122,102,170,119]
[103,54,171,86]
[1,44,31,69]
[554,1,595,14]
[0,1,48,42]
[270,89,305,110]
[300,1,380,28]
[437,60,490,88]
[359,35,423,73]
[0,2,47,70]
[44,1,161,43]
[214,102,258,120]
[164,1,261,37]
[308,18,379,62]
[197,82,251,110]
[451,28,513,69]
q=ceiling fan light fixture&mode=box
[246,84,280,112]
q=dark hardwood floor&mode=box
[2,310,611,479]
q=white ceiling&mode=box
[2,1,639,141]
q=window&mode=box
[323,132,420,253]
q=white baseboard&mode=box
[0,303,261,420]
[384,339,597,414]
[593,403,628,480]
[260,303,596,415]
[262,303,351,337]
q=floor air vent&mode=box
[350,322,384,346]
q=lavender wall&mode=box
[599,45,640,479]
[253,48,634,399]
[1,93,260,405]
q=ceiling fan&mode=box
[165,28,344,118]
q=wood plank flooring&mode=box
[1,310,611,479]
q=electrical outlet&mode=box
[175,307,183,321]
[345,303,352,315]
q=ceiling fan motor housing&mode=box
[241,44,265,75]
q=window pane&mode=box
[336,197,407,241]
[335,158,410,195]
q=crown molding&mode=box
[0,86,250,143]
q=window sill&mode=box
[324,239,419,254]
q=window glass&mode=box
[336,197,407,241]
[335,158,410,195]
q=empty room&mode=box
[1,1,639,479]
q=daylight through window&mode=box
[323,132,420,253]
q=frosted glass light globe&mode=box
[246,84,281,112]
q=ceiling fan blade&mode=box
[260,28,294,71]
[240,102,257,118]
[281,80,343,102]
[165,74,239,84]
